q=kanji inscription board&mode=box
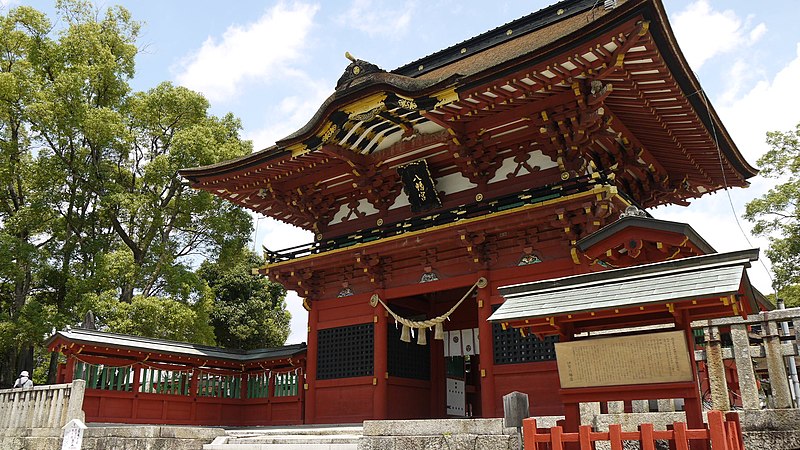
[555,330,693,388]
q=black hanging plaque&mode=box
[397,159,441,213]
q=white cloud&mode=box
[718,43,800,165]
[245,72,331,150]
[672,1,765,70]
[653,43,800,295]
[336,0,415,39]
[174,2,319,102]
[252,216,313,345]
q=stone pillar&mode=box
[656,399,675,412]
[606,401,625,414]
[476,274,496,417]
[579,402,600,425]
[66,379,86,424]
[373,308,388,419]
[704,325,731,411]
[631,400,649,413]
[730,324,760,410]
[763,320,792,408]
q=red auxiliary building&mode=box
[49,0,765,427]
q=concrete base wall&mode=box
[357,410,800,450]
[0,425,224,450]
[738,409,800,450]
[594,409,800,450]
[358,417,563,450]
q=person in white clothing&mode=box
[13,370,33,388]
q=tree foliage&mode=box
[0,2,287,386]
[744,122,800,305]
[198,249,290,350]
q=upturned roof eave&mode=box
[643,0,758,180]
[179,0,757,188]
[178,74,460,182]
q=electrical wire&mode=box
[695,88,776,292]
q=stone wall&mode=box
[358,411,800,450]
[358,417,562,450]
[594,410,800,450]
[0,425,224,450]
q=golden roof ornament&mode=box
[336,52,384,90]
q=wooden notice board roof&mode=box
[489,249,762,334]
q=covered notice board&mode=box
[555,330,694,389]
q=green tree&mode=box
[744,122,800,306]
[84,290,215,344]
[0,1,270,385]
[198,249,290,350]
[0,5,60,386]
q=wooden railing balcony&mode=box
[263,174,618,264]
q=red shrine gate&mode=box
[177,0,765,426]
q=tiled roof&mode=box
[489,249,759,322]
[46,328,306,363]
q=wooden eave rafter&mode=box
[421,18,747,208]
[181,0,755,229]
[257,185,626,280]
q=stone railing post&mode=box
[704,325,730,411]
[66,379,86,424]
[763,319,792,408]
[729,323,760,409]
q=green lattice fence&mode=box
[74,361,132,391]
[274,371,299,397]
[197,372,241,398]
[247,372,270,399]
[139,367,191,395]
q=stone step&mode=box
[203,425,363,450]
[225,434,361,444]
[225,425,362,437]
[205,443,357,450]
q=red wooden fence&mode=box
[523,410,744,450]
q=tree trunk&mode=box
[121,283,134,303]
[47,351,59,384]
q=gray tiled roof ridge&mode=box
[48,327,306,362]
[498,248,759,299]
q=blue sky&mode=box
[7,0,800,344]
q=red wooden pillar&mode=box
[678,310,707,450]
[373,306,388,419]
[305,301,319,424]
[268,369,276,398]
[240,373,249,400]
[131,363,141,392]
[298,364,306,424]
[64,354,76,382]
[430,332,444,417]
[477,273,496,417]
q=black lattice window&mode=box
[317,323,374,380]
[492,321,558,364]
[387,324,430,380]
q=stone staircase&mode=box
[203,424,363,450]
